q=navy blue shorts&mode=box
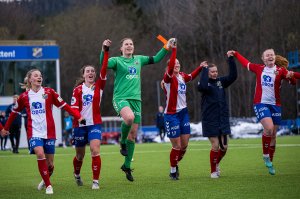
[164,108,190,138]
[29,137,56,154]
[253,103,281,125]
[73,124,102,147]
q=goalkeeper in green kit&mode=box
[100,37,173,181]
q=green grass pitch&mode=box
[0,136,299,199]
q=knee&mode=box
[47,161,54,168]
[222,145,228,151]
[211,143,219,151]
[76,153,85,161]
[125,116,134,126]
[127,132,136,142]
[264,127,274,135]
[181,145,188,151]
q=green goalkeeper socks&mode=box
[121,122,131,145]
[124,140,135,168]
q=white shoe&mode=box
[37,180,45,190]
[216,164,221,176]
[45,185,53,194]
[210,172,219,179]
[92,181,99,189]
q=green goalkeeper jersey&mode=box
[100,48,168,101]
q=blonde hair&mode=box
[74,65,96,88]
[19,69,40,90]
[275,55,289,69]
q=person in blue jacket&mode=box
[197,51,237,178]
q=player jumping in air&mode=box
[99,37,173,181]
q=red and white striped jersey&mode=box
[71,78,105,127]
[71,50,108,128]
[5,87,71,139]
[247,63,288,105]
[163,72,194,114]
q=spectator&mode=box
[63,111,73,147]
[0,111,8,151]
[156,106,165,142]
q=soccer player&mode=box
[162,39,202,180]
[5,95,22,153]
[197,51,237,178]
[71,40,110,189]
[1,69,85,194]
[99,37,172,181]
[232,49,293,175]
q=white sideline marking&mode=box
[0,144,299,159]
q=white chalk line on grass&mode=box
[0,143,299,159]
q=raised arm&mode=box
[99,40,110,81]
[99,40,116,69]
[232,50,251,68]
[163,40,177,83]
[221,51,238,88]
[189,66,203,81]
[197,61,210,92]
[143,38,176,65]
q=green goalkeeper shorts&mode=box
[112,99,141,124]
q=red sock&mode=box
[210,150,218,173]
[269,145,276,162]
[262,134,271,155]
[178,150,186,162]
[217,149,227,164]
[92,155,101,180]
[48,165,54,177]
[73,156,83,175]
[37,159,51,187]
[170,148,180,167]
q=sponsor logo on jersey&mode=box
[83,94,93,106]
[178,82,186,94]
[31,102,45,115]
[126,66,138,79]
[262,75,274,87]
[128,66,137,75]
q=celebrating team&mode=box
[0,36,299,194]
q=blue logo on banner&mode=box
[0,46,59,60]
